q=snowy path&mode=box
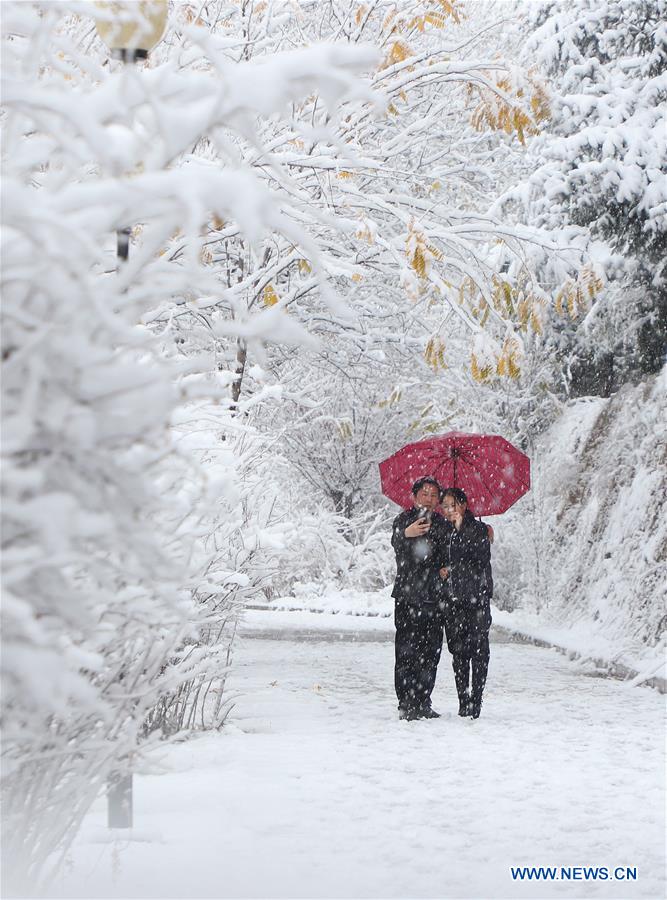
[51,610,665,900]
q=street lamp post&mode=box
[94,0,167,831]
[95,1,168,63]
[96,0,167,274]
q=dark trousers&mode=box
[394,602,444,711]
[444,599,491,703]
[451,636,490,703]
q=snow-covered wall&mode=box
[494,366,666,670]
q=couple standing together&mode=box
[391,476,493,722]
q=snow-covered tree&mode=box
[507,0,667,397]
[269,1,566,526]
[1,1,376,889]
[148,1,559,410]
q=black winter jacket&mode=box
[444,510,492,605]
[391,507,449,605]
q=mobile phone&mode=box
[416,507,432,523]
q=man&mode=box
[391,476,449,721]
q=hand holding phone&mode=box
[405,508,432,537]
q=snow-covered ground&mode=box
[47,609,665,900]
[261,589,666,683]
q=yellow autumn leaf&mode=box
[503,281,514,314]
[426,12,447,28]
[471,353,492,383]
[435,0,465,23]
[567,290,577,319]
[425,336,447,371]
[582,264,604,298]
[382,9,397,33]
[337,420,353,441]
[555,289,566,316]
[468,71,549,144]
[508,355,521,379]
[356,220,376,243]
[378,386,402,408]
[383,40,412,68]
[496,337,522,379]
[263,284,279,307]
[412,247,427,278]
[530,304,543,335]
[554,267,603,319]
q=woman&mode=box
[439,488,492,719]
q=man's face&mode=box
[413,483,440,511]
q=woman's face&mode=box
[441,497,465,523]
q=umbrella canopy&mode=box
[379,431,530,516]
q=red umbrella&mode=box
[379,431,530,516]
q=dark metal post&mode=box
[114,48,148,63]
[107,111,134,832]
[116,226,131,264]
[106,227,133,832]
[96,0,168,834]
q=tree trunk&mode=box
[231,340,247,409]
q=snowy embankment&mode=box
[491,368,667,683]
[48,608,666,900]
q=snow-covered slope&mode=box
[495,366,666,672]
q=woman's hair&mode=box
[442,487,467,506]
[412,476,443,499]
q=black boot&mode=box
[453,654,471,712]
[419,705,441,719]
[458,692,471,717]
[470,642,489,719]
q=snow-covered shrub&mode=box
[267,505,395,598]
[142,416,300,736]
